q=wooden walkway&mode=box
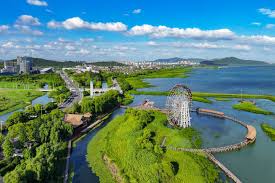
[206,152,241,183]
[162,108,256,183]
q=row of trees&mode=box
[69,90,120,115]
[65,70,103,88]
[48,86,71,104]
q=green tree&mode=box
[6,112,27,127]
[2,139,14,159]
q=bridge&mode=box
[90,79,123,97]
[38,88,53,92]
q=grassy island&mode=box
[0,89,43,116]
[261,123,275,141]
[126,67,192,89]
[233,101,273,115]
[87,109,219,183]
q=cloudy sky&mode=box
[1,0,275,62]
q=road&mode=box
[60,71,83,183]
[59,71,82,109]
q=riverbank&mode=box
[0,89,44,116]
[87,108,219,183]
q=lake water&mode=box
[71,66,275,183]
[0,93,53,122]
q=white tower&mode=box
[90,81,94,97]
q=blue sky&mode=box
[1,0,275,62]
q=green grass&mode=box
[192,92,275,102]
[121,93,134,105]
[261,123,275,141]
[0,81,38,89]
[233,101,273,115]
[214,98,231,101]
[0,89,44,115]
[126,67,192,89]
[193,96,213,104]
[87,109,219,183]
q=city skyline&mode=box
[1,0,275,62]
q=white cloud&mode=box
[251,22,261,26]
[259,8,275,18]
[2,41,20,49]
[265,24,275,29]
[14,25,43,36]
[27,0,48,6]
[80,38,94,42]
[46,9,53,14]
[240,35,275,45]
[47,17,127,32]
[132,9,142,14]
[232,44,251,51]
[16,15,41,26]
[147,41,158,46]
[0,25,9,33]
[128,24,235,40]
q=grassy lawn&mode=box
[87,109,219,183]
[0,89,43,116]
[261,123,275,141]
[233,101,273,115]
[0,81,38,89]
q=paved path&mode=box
[59,71,82,109]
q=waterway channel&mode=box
[71,66,275,183]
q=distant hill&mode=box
[201,57,269,66]
[5,58,84,68]
[89,61,126,67]
[153,57,204,63]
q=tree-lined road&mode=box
[59,71,82,109]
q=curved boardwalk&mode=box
[164,108,257,183]
[125,105,256,183]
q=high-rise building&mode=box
[17,56,33,74]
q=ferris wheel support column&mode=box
[179,100,191,128]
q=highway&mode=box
[59,71,82,109]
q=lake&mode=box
[71,66,275,183]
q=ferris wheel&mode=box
[166,84,192,128]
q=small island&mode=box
[261,123,275,141]
[233,101,273,115]
[87,108,219,183]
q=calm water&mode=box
[70,109,125,183]
[72,66,275,183]
[0,93,53,122]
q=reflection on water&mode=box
[70,109,125,183]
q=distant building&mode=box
[40,67,53,74]
[17,56,33,74]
